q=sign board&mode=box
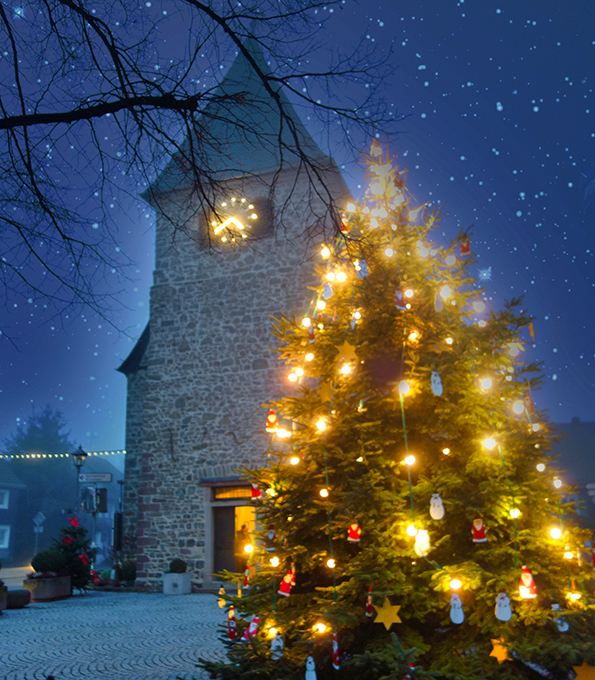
[33,511,46,526]
[78,473,112,483]
[33,526,44,534]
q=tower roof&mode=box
[146,37,330,199]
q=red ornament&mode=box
[265,410,278,433]
[241,615,259,642]
[519,565,537,599]
[228,607,238,641]
[395,288,406,311]
[265,524,276,552]
[243,567,250,588]
[63,536,74,546]
[79,554,88,565]
[251,482,261,499]
[460,238,470,256]
[308,326,315,343]
[68,517,79,527]
[278,571,293,597]
[365,586,374,617]
[347,522,361,543]
[332,632,340,670]
[403,662,416,679]
[471,515,487,543]
[591,547,595,571]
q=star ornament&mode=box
[490,638,510,665]
[573,661,595,679]
[336,340,358,364]
[373,598,401,630]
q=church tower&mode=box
[118,38,349,589]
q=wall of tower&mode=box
[127,165,348,589]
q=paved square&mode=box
[1,591,226,680]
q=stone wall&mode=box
[126,163,349,589]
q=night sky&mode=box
[1,0,594,454]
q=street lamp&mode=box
[71,446,88,513]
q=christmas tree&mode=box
[200,142,595,680]
[54,516,96,592]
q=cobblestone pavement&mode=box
[1,591,227,680]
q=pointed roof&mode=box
[117,323,150,376]
[145,37,330,199]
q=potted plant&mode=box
[23,549,71,602]
[163,558,192,595]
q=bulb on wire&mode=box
[270,556,280,567]
[509,508,521,519]
[321,246,331,258]
[512,401,524,414]
[550,527,562,540]
[406,524,418,537]
[336,271,347,282]
[326,558,336,569]
[483,438,496,450]
[536,463,545,472]
[302,317,311,328]
[450,579,462,590]
[553,478,562,489]
[398,380,410,395]
[319,488,329,498]
[404,455,415,466]
[480,378,493,390]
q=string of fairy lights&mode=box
[2,450,126,460]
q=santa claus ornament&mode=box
[450,593,465,624]
[494,591,512,622]
[228,605,237,641]
[348,522,361,543]
[278,570,293,597]
[308,326,315,343]
[460,238,470,257]
[251,482,261,499]
[305,655,317,680]
[414,529,431,557]
[265,410,278,433]
[271,631,284,659]
[365,586,374,617]
[472,515,488,543]
[242,615,259,642]
[265,524,276,552]
[243,567,250,588]
[430,493,445,520]
[552,603,569,632]
[519,565,537,599]
[403,663,417,679]
[431,370,443,396]
[332,633,340,670]
[395,288,407,311]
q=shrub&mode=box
[168,558,187,573]
[31,549,67,574]
[121,560,137,584]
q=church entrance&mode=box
[211,486,255,574]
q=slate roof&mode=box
[144,37,331,199]
[117,323,150,376]
[0,461,26,488]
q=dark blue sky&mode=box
[1,0,593,453]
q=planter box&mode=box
[0,586,7,611]
[163,572,192,595]
[7,589,31,609]
[23,575,71,602]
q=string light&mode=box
[326,272,336,281]
[319,488,329,498]
[482,438,497,450]
[564,550,574,560]
[288,373,298,382]
[532,423,541,432]
[302,317,311,328]
[567,592,582,602]
[276,428,291,439]
[295,368,304,377]
[385,247,394,257]
[445,255,456,266]
[321,246,331,258]
[480,377,493,390]
[290,456,300,465]
[268,627,278,637]
[326,558,336,568]
[317,300,326,311]
[305,352,314,362]
[404,455,415,466]
[314,622,327,633]
[336,272,347,283]
[408,331,419,342]
[553,478,562,489]
[473,300,486,313]
[404,288,414,298]
[270,556,280,567]
[340,364,352,375]
[244,544,254,553]
[549,527,562,540]
[445,337,454,345]
[509,508,521,519]
[316,418,327,432]
[536,463,546,472]
[398,380,410,394]
[406,524,418,537]
[442,448,451,455]
[440,285,452,299]
[512,401,524,414]
[450,579,462,590]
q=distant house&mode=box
[0,462,26,564]
[552,418,595,527]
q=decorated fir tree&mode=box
[201,143,595,680]
[54,516,96,591]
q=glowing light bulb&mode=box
[480,378,492,390]
[440,285,452,299]
[553,478,562,489]
[276,428,291,439]
[321,246,331,258]
[356,456,364,462]
[268,627,277,637]
[244,544,254,553]
[564,551,573,560]
[442,448,451,455]
[295,368,304,377]
[385,247,394,257]
[532,423,541,432]
[512,401,524,414]
[404,455,415,466]
[317,300,326,311]
[406,524,418,537]
[445,255,456,266]
[326,272,336,281]
[288,373,298,382]
[316,418,327,432]
[508,346,520,357]
[302,317,311,328]
[483,438,497,450]
[305,353,314,362]
[418,247,429,257]
[353,311,362,320]
[346,202,356,212]
[290,456,300,465]
[270,556,280,567]
[478,320,487,328]
[536,463,546,472]
[326,558,336,568]
[336,271,347,282]
[404,288,414,298]
[509,508,521,519]
[319,488,329,498]
[473,301,486,313]
[549,527,562,540]
[314,622,327,633]
[450,579,462,590]
[398,380,410,394]
[445,337,454,345]
[567,592,582,601]
[409,331,419,342]
[340,364,352,375]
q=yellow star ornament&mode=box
[489,638,510,664]
[573,661,595,679]
[336,340,358,364]
[373,598,401,630]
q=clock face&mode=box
[210,196,259,243]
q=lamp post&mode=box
[71,446,88,514]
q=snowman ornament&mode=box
[494,591,512,622]
[552,603,569,632]
[430,493,445,520]
[431,370,443,396]
[271,631,284,659]
[305,655,317,680]
[450,593,465,624]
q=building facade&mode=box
[119,39,349,589]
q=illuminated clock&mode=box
[210,196,260,243]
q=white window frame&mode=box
[0,525,10,549]
[0,489,8,510]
